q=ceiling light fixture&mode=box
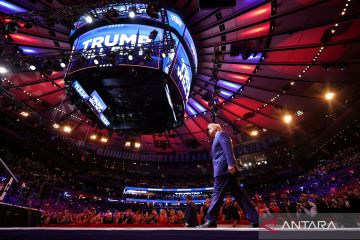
[250,130,258,136]
[283,114,292,124]
[85,15,93,23]
[325,91,335,101]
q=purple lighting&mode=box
[188,98,206,113]
[218,80,242,92]
[226,52,263,63]
[0,1,27,14]
[21,48,36,53]
[219,89,233,99]
[185,104,197,117]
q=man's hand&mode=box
[228,165,237,174]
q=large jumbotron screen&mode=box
[69,10,196,105]
[66,9,197,129]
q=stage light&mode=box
[53,123,60,129]
[100,137,108,143]
[134,142,141,148]
[250,130,258,136]
[94,56,101,65]
[129,7,136,18]
[161,50,168,58]
[85,15,93,23]
[63,125,72,133]
[283,114,292,124]
[90,134,97,140]
[0,66,8,74]
[325,91,335,100]
[60,59,68,68]
[20,111,29,117]
[128,54,134,61]
[125,141,131,147]
[296,110,303,116]
[29,64,36,71]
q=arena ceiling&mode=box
[0,0,360,153]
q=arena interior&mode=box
[0,0,360,239]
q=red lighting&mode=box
[232,64,255,71]
[242,26,267,36]
[235,3,271,23]
[249,7,270,17]
[227,73,248,83]
[9,33,38,44]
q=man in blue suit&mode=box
[198,123,259,228]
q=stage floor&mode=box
[1,227,360,240]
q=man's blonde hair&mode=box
[208,123,222,132]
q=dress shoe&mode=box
[197,221,217,228]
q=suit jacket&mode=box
[211,131,237,178]
[185,201,198,227]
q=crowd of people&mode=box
[0,143,358,226]
[16,178,360,226]
[1,114,360,226]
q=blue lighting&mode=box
[20,47,55,55]
[218,80,242,92]
[228,52,263,63]
[99,113,110,126]
[0,1,27,14]
[186,104,197,116]
[20,47,36,53]
[124,186,213,192]
[89,90,107,114]
[126,198,205,204]
[188,98,206,113]
[72,81,89,100]
[220,89,233,98]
